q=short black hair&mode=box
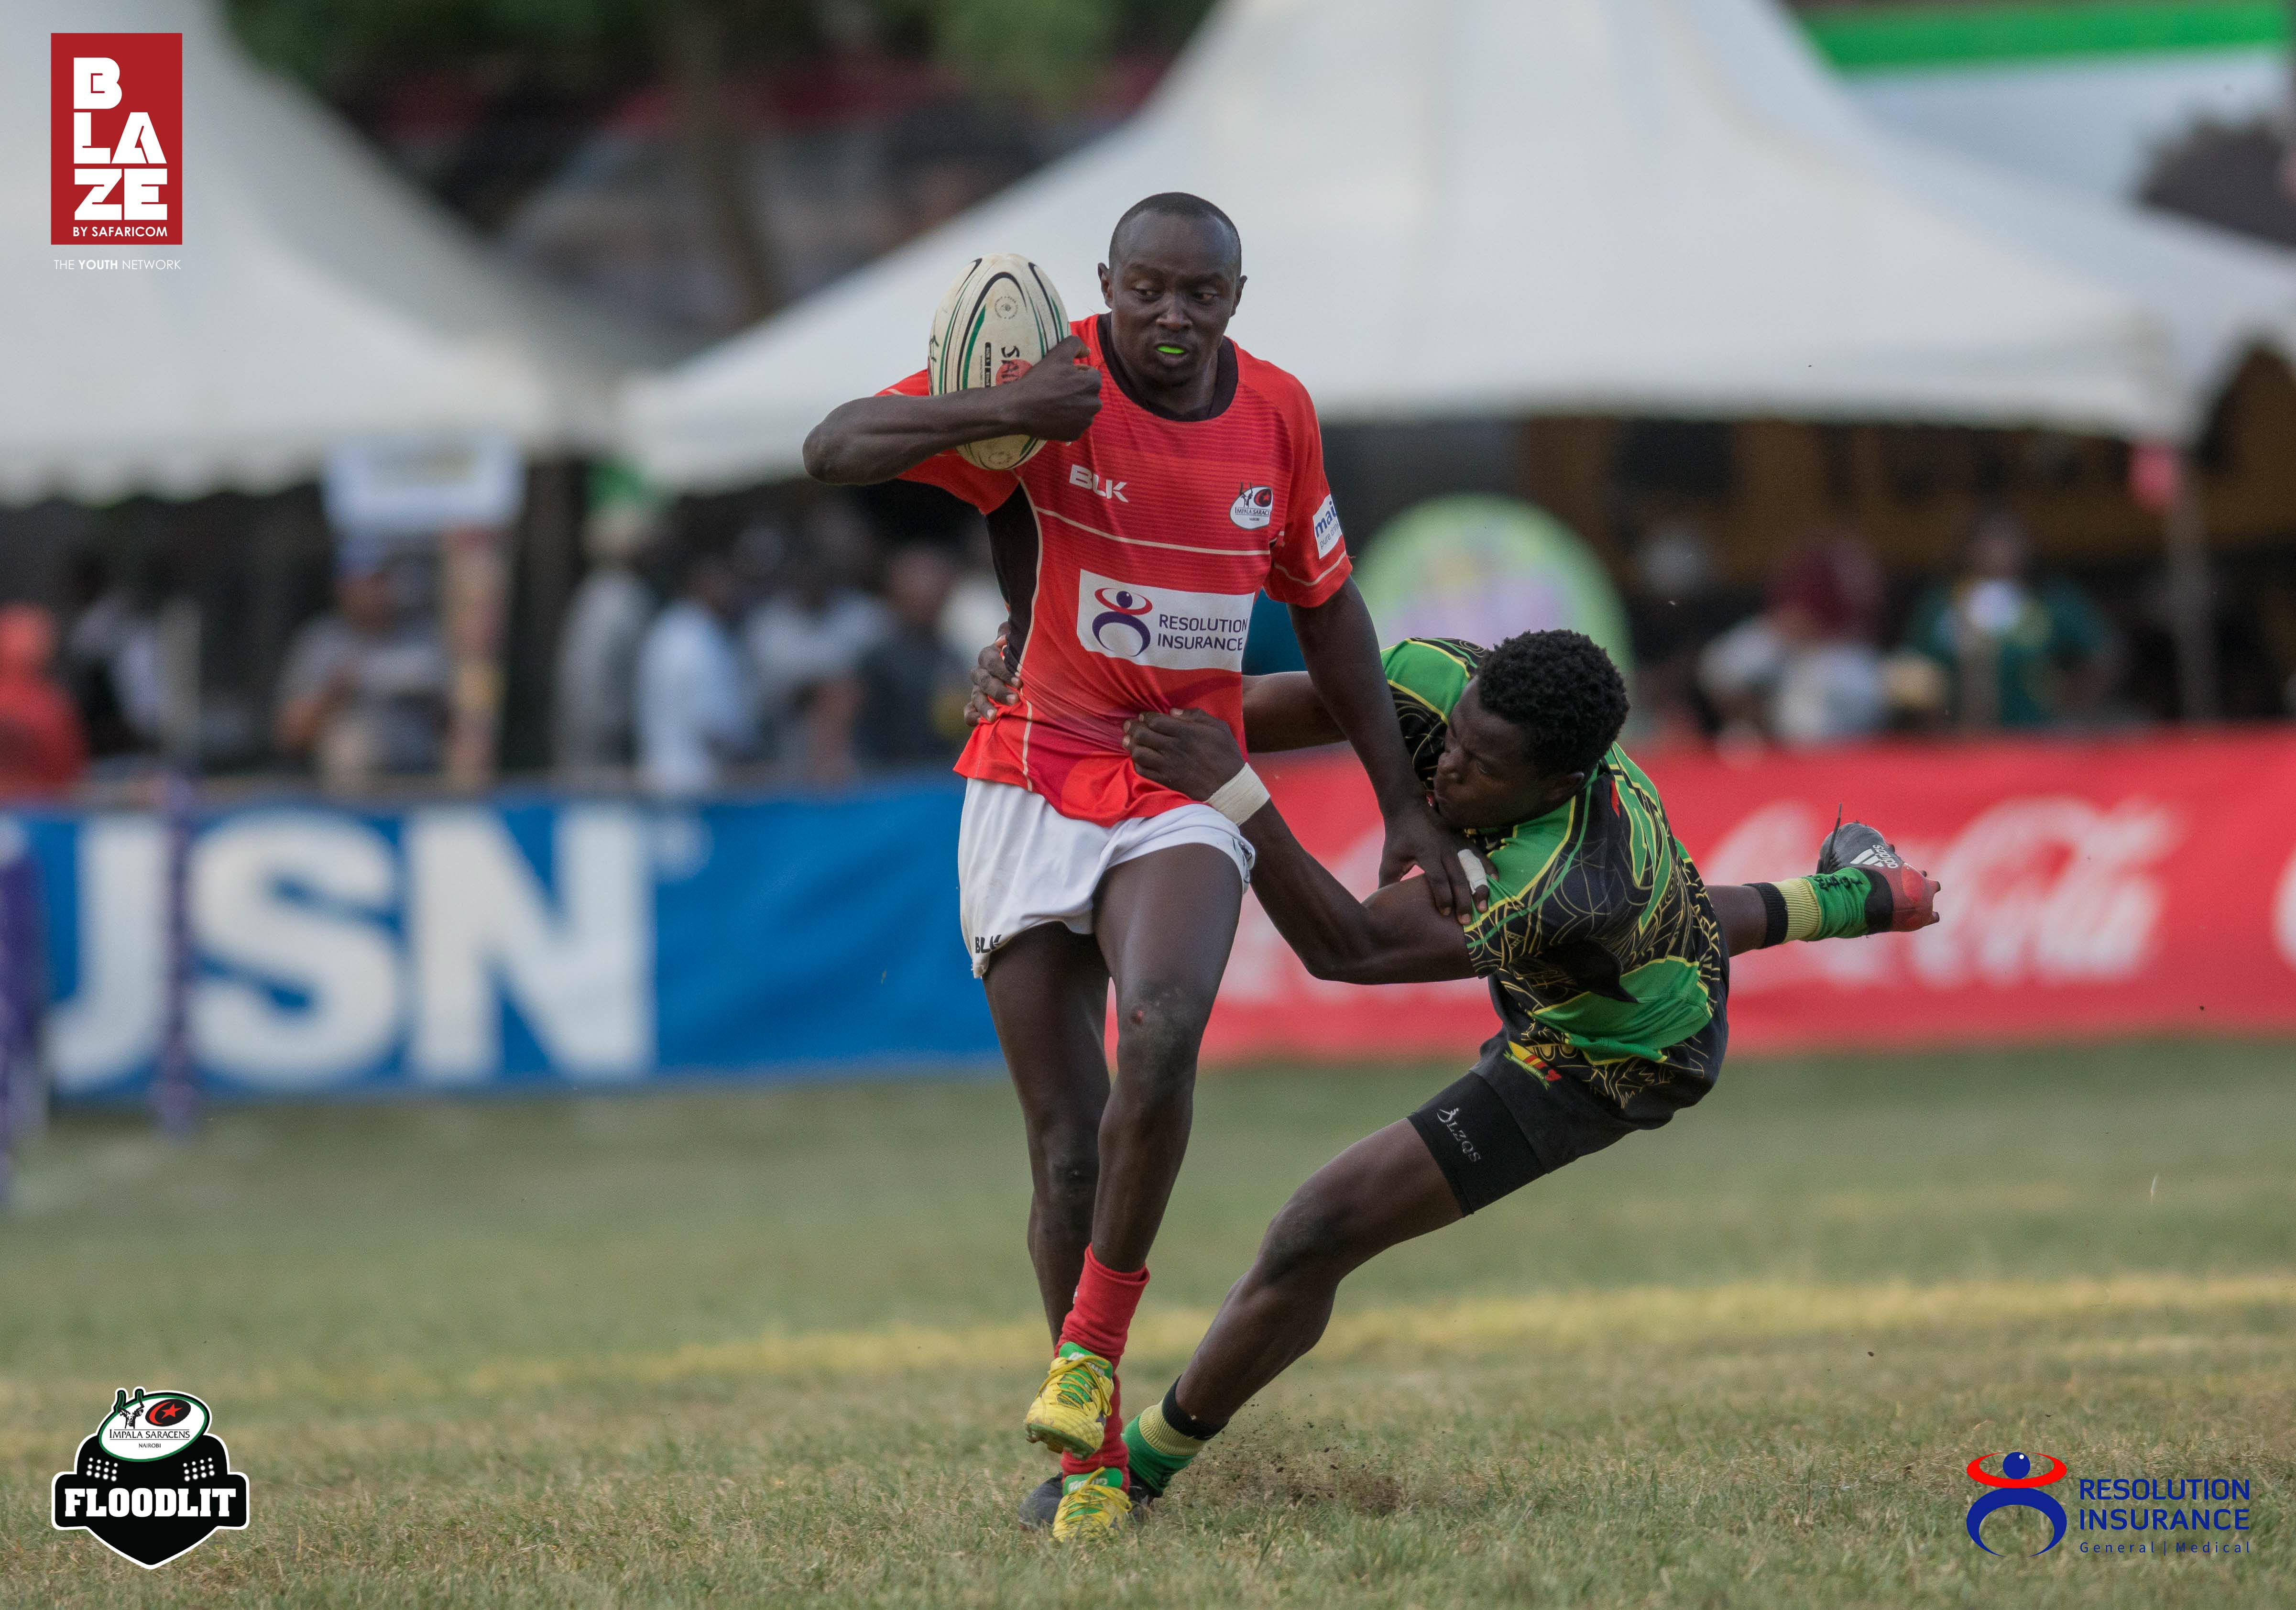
[1475,629,1629,778]
[1109,192,1241,273]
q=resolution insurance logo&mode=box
[51,33,182,246]
[1965,1450,2068,1555]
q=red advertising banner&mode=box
[1201,730,2296,1065]
[51,33,182,247]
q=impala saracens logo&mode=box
[1088,586,1155,657]
[1230,484,1274,530]
[53,1388,249,1568]
[1966,1450,2069,1555]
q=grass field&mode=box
[2,1041,2291,1608]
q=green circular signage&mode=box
[1356,496,1632,674]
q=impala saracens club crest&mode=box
[53,1388,249,1568]
[1230,484,1274,530]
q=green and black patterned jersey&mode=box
[1385,637,1727,1128]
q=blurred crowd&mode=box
[553,473,1014,795]
[3,479,1000,799]
[1635,505,2112,748]
[0,481,2255,801]
[1629,508,2115,753]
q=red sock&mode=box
[1060,1381,1128,1481]
[1059,1249,1148,1365]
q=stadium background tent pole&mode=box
[442,522,511,790]
[154,772,199,1139]
[2165,453,2221,722]
[0,827,19,1210]
[8,845,46,1153]
[154,602,202,1139]
[0,821,45,1208]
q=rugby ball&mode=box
[928,254,1071,471]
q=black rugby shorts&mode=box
[1406,1042,1640,1215]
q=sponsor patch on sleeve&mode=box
[1312,494,1344,559]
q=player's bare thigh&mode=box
[1093,843,1245,1053]
[981,922,1111,1124]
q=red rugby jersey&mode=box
[885,314,1350,826]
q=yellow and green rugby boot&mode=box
[1023,1343,1115,1459]
[1050,1467,1132,1540]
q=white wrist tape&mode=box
[1458,847,1492,899]
[1204,765,1271,824]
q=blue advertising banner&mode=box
[12,782,998,1101]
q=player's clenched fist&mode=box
[964,630,1021,727]
[1123,709,1245,802]
[1875,865,1943,931]
[999,335,1102,441]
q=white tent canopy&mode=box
[2,0,666,503]
[629,0,2296,493]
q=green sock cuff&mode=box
[1780,871,1875,941]
[1055,1341,1108,1363]
[1121,1413,1194,1499]
[1812,868,1880,937]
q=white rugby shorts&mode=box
[957,778,1254,976]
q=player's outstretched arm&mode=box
[1290,582,1482,921]
[802,334,1102,484]
[1708,871,1939,954]
[1125,710,1474,985]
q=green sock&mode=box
[1122,1387,1219,1498]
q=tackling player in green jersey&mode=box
[973,628,1939,1538]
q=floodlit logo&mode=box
[1966,1450,2068,1556]
[51,33,183,246]
[1089,587,1155,657]
[53,1388,248,1569]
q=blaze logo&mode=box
[1089,587,1154,657]
[51,33,183,246]
[1966,1450,2069,1555]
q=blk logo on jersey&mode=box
[53,1388,249,1568]
[1069,464,1128,502]
[1075,570,1253,671]
[1230,485,1274,530]
[51,33,182,246]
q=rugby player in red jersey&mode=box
[804,194,1477,1531]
